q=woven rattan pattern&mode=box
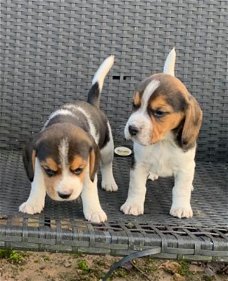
[0,150,228,225]
[0,0,227,161]
[0,0,227,259]
[0,150,227,258]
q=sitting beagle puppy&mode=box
[20,56,118,223]
[121,49,203,218]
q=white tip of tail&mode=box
[92,55,115,92]
[163,48,176,77]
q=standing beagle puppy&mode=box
[121,49,203,218]
[20,56,118,223]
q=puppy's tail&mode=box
[163,48,176,77]
[87,55,114,108]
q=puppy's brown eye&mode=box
[154,110,166,118]
[72,168,83,175]
[44,168,57,177]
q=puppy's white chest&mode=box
[150,144,174,177]
[134,142,177,178]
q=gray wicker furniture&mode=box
[0,0,227,261]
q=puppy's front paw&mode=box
[120,200,144,216]
[170,204,193,218]
[102,178,118,192]
[19,200,44,215]
[84,207,107,223]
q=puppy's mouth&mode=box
[136,140,150,146]
[129,135,151,146]
[125,124,152,146]
[46,190,80,201]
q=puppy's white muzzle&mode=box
[55,175,83,201]
[124,112,152,146]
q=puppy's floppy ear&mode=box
[23,141,36,182]
[89,141,100,182]
[23,132,43,182]
[181,95,203,150]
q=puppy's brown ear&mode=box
[23,132,42,182]
[23,142,36,182]
[89,142,100,182]
[181,95,203,150]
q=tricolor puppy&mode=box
[20,56,118,223]
[121,49,203,218]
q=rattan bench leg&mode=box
[102,247,161,281]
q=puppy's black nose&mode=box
[58,192,71,199]
[128,125,139,136]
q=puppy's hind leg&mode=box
[100,123,118,192]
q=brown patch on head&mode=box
[69,155,87,182]
[41,157,59,172]
[150,111,185,143]
[150,95,174,112]
[70,155,87,171]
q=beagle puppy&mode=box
[121,49,203,218]
[20,56,118,223]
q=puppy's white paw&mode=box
[19,200,44,215]
[84,207,107,223]
[102,178,118,192]
[120,200,144,216]
[148,172,159,181]
[170,204,193,218]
